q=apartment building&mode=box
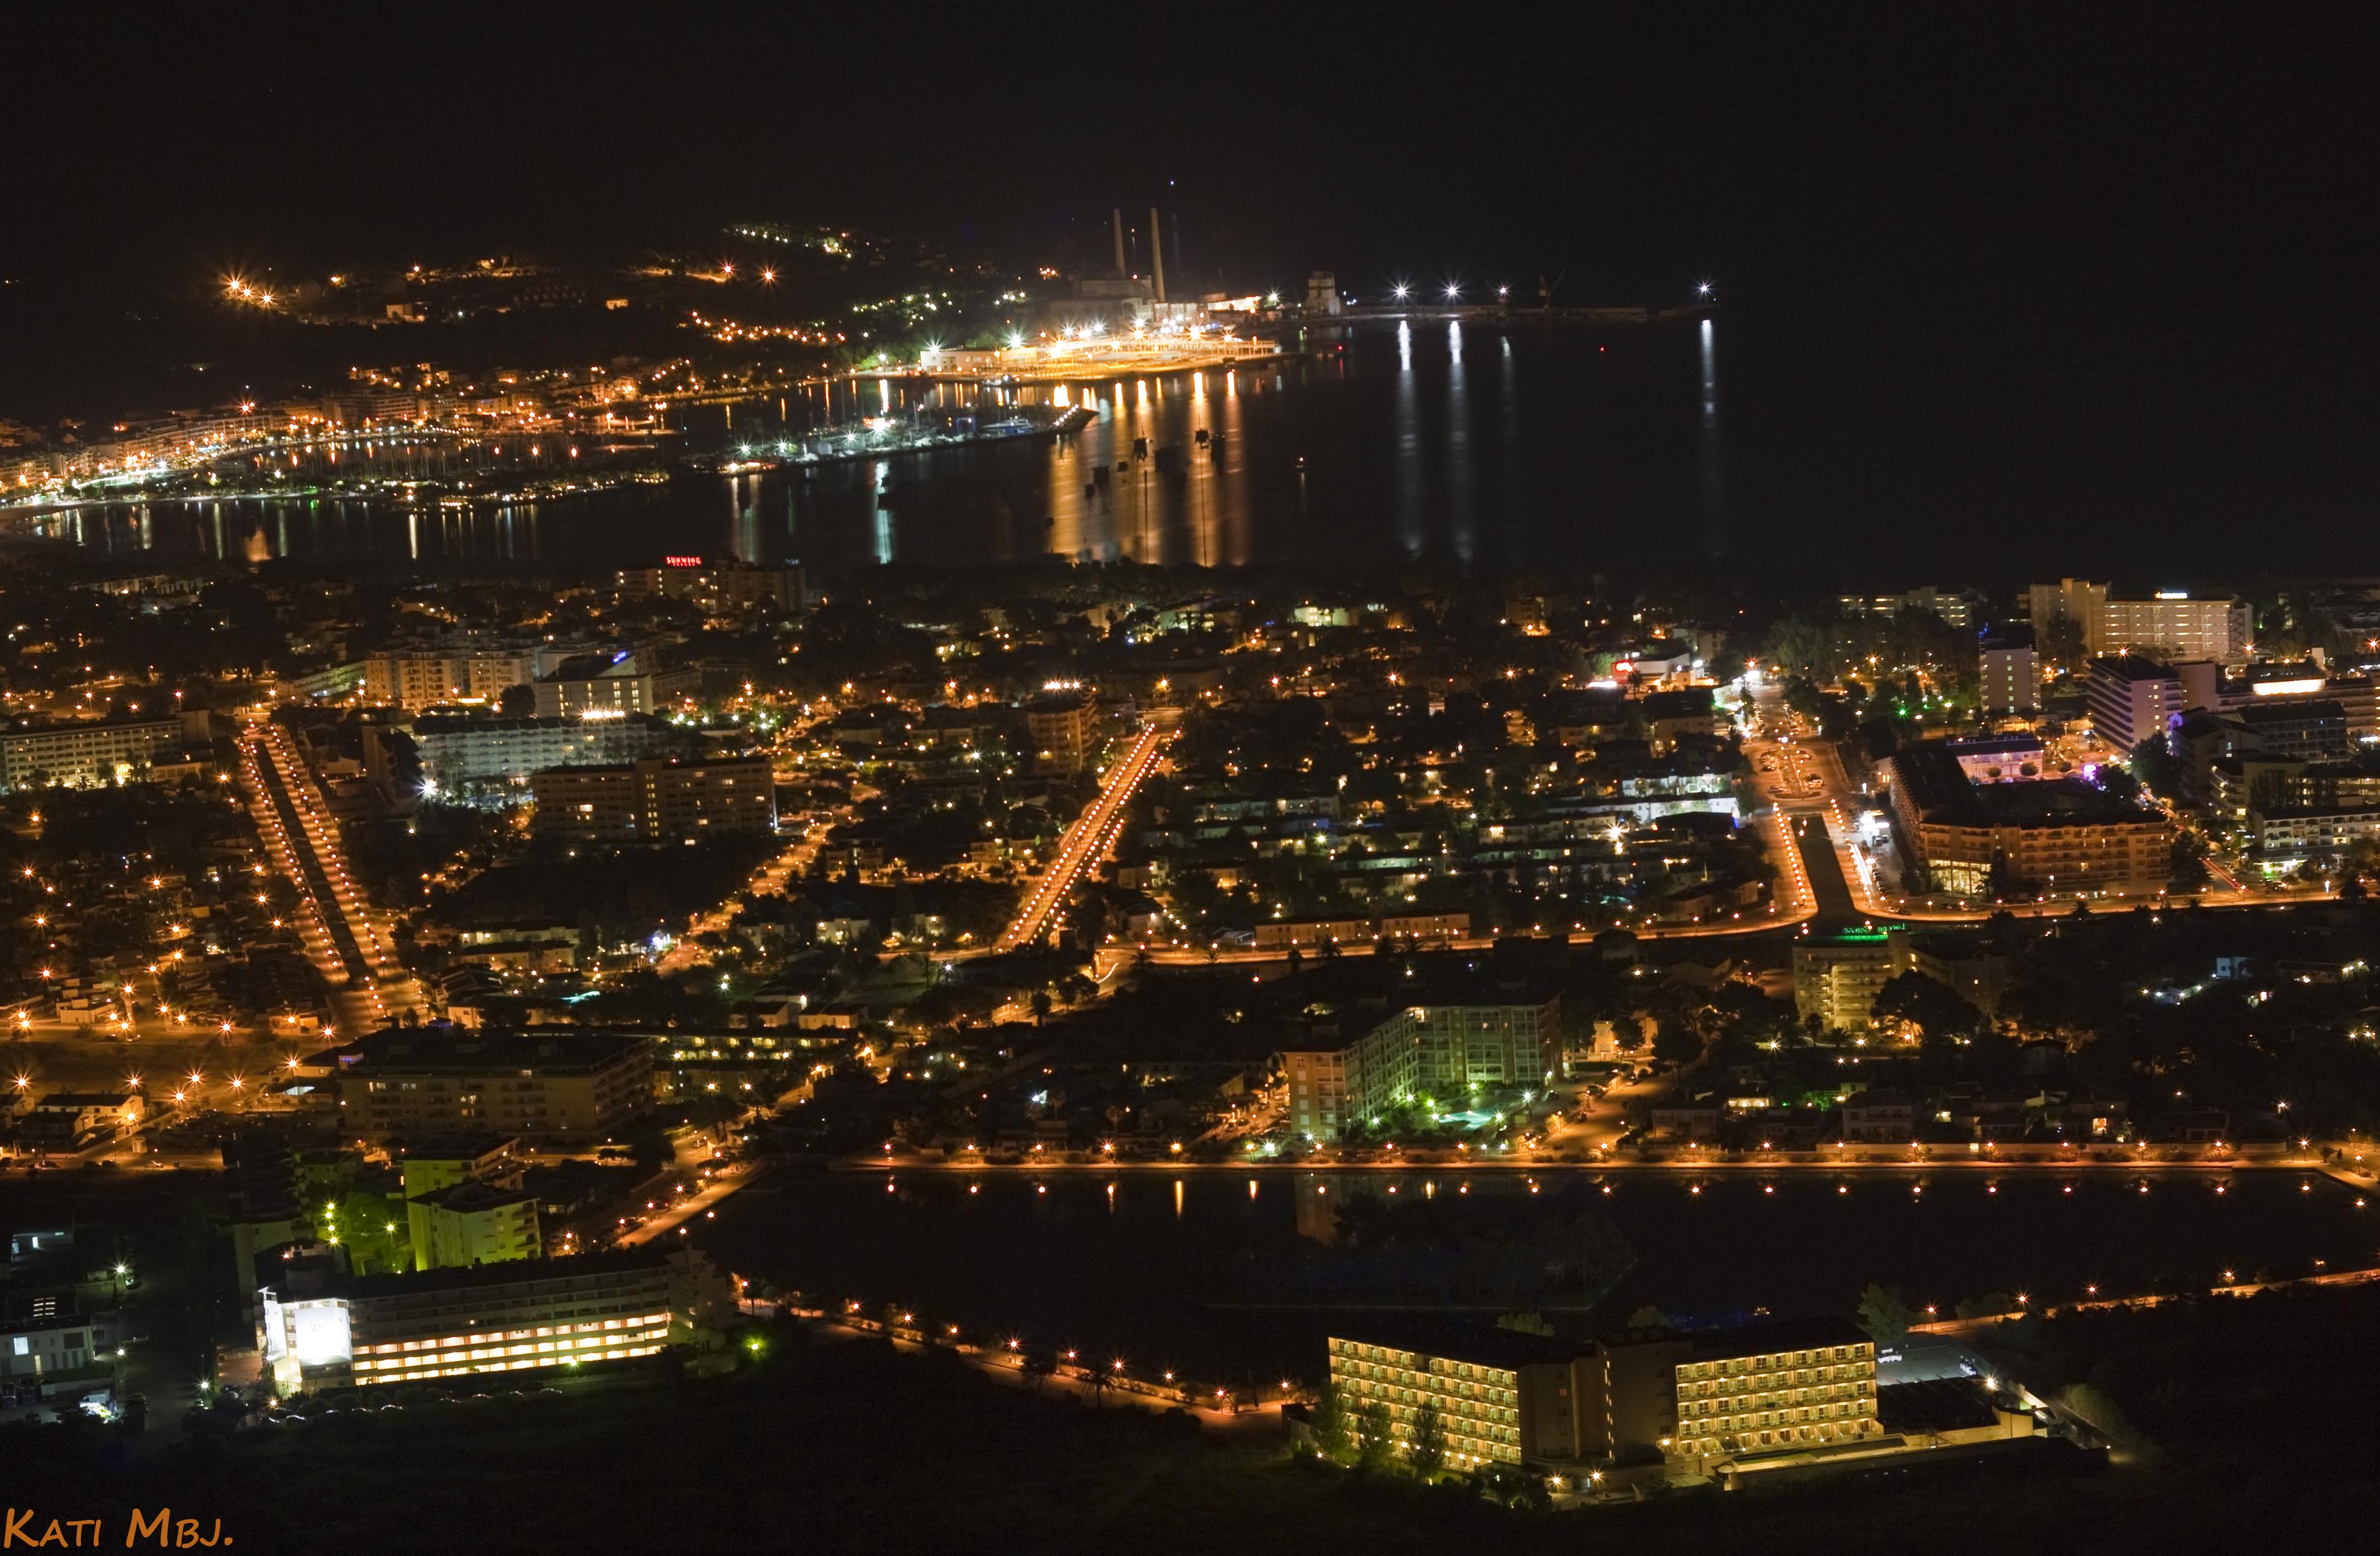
[529,756,776,843]
[0,715,182,790]
[1792,928,1900,1031]
[531,653,700,719]
[1978,633,2040,715]
[614,560,806,613]
[1887,743,2172,897]
[309,1028,654,1143]
[411,712,693,790]
[2086,656,2187,749]
[1025,687,1101,775]
[1278,996,1561,1140]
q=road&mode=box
[240,722,425,1032]
[993,718,1174,953]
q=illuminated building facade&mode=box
[1025,687,1100,775]
[0,715,181,791]
[1669,1319,1880,1473]
[256,1248,734,1393]
[1792,928,1900,1030]
[1326,1331,1546,1467]
[1279,997,1561,1141]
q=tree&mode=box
[1856,1282,1916,1346]
[1625,1305,1673,1330]
[496,684,536,717]
[1410,1401,1447,1479]
[1311,1382,1353,1460]
[1870,972,1983,1044]
[2129,736,2185,803]
[1651,1018,1701,1066]
[1494,1311,1554,1337]
[1355,1400,1396,1473]
[2038,616,2087,673]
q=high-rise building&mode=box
[531,652,699,719]
[2098,592,2252,663]
[2086,655,2187,749]
[1792,928,1901,1030]
[1978,630,2040,715]
[397,1134,535,1272]
[614,560,807,614]
[1024,687,1101,775]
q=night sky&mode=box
[12,6,2380,567]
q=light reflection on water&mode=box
[27,327,1721,578]
[694,1167,2371,1379]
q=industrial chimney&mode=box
[1148,206,1166,304]
[1112,209,1127,278]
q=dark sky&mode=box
[12,4,2380,565]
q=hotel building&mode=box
[1279,996,1562,1142]
[1325,1329,1552,1468]
[256,1247,734,1393]
[1668,1318,1881,1473]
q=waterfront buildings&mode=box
[1280,997,1561,1140]
[1668,1318,1881,1474]
[1326,1316,1883,1478]
[1325,1328,1549,1467]
[614,560,806,614]
[530,755,776,843]
[254,1247,734,1393]
[0,715,183,791]
[306,1028,654,1143]
[1791,929,1900,1030]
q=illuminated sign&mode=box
[2154,590,2189,600]
[664,555,703,567]
[2252,678,2327,697]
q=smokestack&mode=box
[1148,206,1167,304]
[1112,209,1127,278]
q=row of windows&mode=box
[358,1319,666,1368]
[1678,1345,1868,1380]
[359,1343,661,1384]
[1341,1381,1518,1427]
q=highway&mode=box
[993,718,1173,953]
